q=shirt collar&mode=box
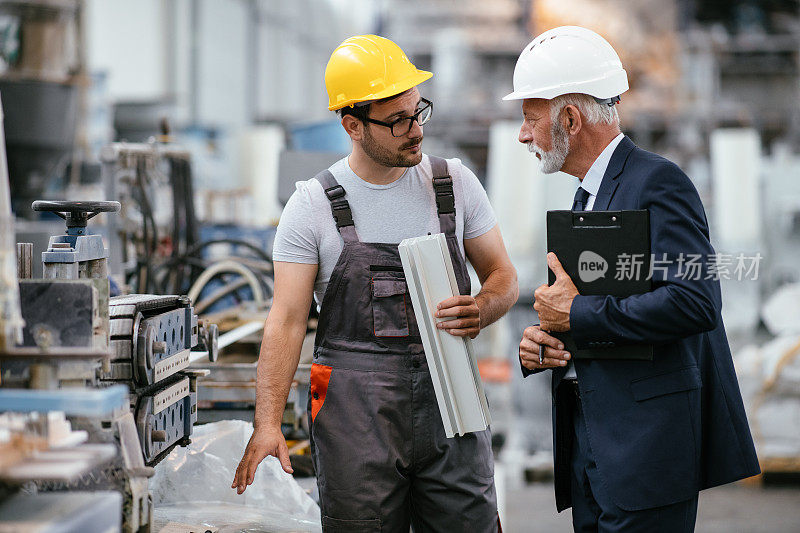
[579,132,624,197]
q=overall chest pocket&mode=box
[371,275,410,337]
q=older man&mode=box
[506,26,759,532]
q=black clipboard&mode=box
[546,209,653,360]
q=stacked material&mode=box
[399,233,491,438]
[736,283,800,461]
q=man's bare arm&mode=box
[437,225,519,337]
[232,261,317,493]
[254,262,317,429]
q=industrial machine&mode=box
[1,197,218,532]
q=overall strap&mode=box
[429,155,456,237]
[315,169,360,243]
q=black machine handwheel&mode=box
[32,200,121,229]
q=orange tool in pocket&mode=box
[310,363,332,422]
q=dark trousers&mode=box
[310,351,499,532]
[562,381,699,533]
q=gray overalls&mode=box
[307,157,499,532]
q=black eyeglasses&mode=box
[364,98,433,137]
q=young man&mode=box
[508,26,759,532]
[231,35,517,532]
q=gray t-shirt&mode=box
[272,154,497,305]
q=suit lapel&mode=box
[592,136,635,210]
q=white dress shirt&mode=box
[564,132,624,380]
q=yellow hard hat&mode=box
[325,35,432,111]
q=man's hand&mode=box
[519,325,571,370]
[534,253,579,332]
[436,295,481,339]
[231,426,293,494]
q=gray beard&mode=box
[530,120,569,174]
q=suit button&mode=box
[413,360,421,368]
[313,392,319,400]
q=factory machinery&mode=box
[0,196,218,532]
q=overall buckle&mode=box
[433,176,455,214]
[331,200,354,227]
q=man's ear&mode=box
[563,105,582,136]
[341,114,363,141]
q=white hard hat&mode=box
[503,26,629,103]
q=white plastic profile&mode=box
[399,233,491,438]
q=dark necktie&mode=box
[572,187,591,211]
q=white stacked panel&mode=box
[710,128,762,333]
[399,233,491,438]
[710,128,761,249]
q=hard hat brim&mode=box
[503,70,629,102]
[502,87,565,101]
[329,70,433,111]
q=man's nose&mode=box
[518,122,532,144]
[408,118,423,138]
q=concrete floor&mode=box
[502,482,800,532]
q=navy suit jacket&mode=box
[525,136,760,512]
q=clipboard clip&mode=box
[572,212,623,228]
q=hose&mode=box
[188,259,265,308]
[194,277,249,314]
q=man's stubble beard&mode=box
[361,125,423,168]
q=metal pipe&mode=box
[246,0,259,124]
[101,145,122,277]
[189,0,200,125]
[189,320,264,363]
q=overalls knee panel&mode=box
[307,157,499,532]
